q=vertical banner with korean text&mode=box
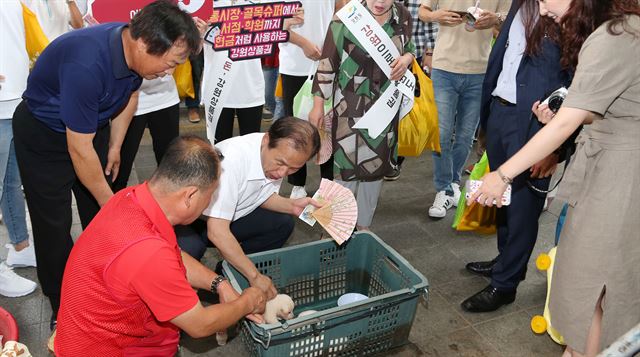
[202,0,301,142]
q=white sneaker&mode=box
[0,262,37,297]
[5,243,37,268]
[290,186,308,199]
[452,183,461,207]
[428,191,455,218]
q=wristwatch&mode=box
[210,275,227,293]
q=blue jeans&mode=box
[263,67,284,120]
[273,97,284,120]
[263,66,278,112]
[0,119,29,245]
[430,69,484,193]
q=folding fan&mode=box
[310,179,357,245]
[315,112,333,165]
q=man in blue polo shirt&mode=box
[12,0,201,330]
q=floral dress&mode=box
[312,3,415,181]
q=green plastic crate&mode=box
[222,232,429,357]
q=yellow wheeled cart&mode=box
[530,247,565,345]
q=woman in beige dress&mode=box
[469,0,640,356]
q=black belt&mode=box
[493,96,515,106]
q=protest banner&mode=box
[204,1,301,61]
[87,0,213,23]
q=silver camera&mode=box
[541,87,568,113]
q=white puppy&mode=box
[264,294,295,324]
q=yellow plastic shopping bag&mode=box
[452,152,497,234]
[397,60,440,156]
[275,74,283,98]
[21,3,49,67]
[173,59,195,99]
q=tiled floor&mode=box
[0,110,565,356]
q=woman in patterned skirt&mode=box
[309,0,415,230]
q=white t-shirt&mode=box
[278,0,335,76]
[0,1,30,119]
[23,0,72,41]
[201,0,265,108]
[135,77,180,116]
[203,133,282,221]
[203,50,265,108]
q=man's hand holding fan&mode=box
[298,179,358,245]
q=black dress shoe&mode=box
[50,311,57,331]
[461,285,516,313]
[465,259,497,277]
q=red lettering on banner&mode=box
[262,5,274,18]
[207,1,301,60]
[243,7,254,19]
[272,4,283,17]
[242,19,253,31]
[210,9,222,22]
[252,19,265,32]
[220,34,235,48]
[215,9,230,22]
[222,20,241,34]
[254,5,265,18]
[229,8,241,20]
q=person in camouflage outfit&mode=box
[310,0,416,229]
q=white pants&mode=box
[335,179,383,228]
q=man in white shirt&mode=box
[177,117,320,299]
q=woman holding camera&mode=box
[471,0,640,355]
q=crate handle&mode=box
[244,320,272,349]
[384,255,401,271]
[420,287,429,306]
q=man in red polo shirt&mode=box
[55,135,266,356]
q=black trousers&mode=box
[185,51,204,109]
[215,106,263,143]
[485,99,550,291]
[12,101,109,313]
[176,207,294,261]
[281,74,334,186]
[112,104,179,192]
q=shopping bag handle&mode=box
[306,61,319,80]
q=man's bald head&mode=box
[150,135,221,192]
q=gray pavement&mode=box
[0,109,564,356]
